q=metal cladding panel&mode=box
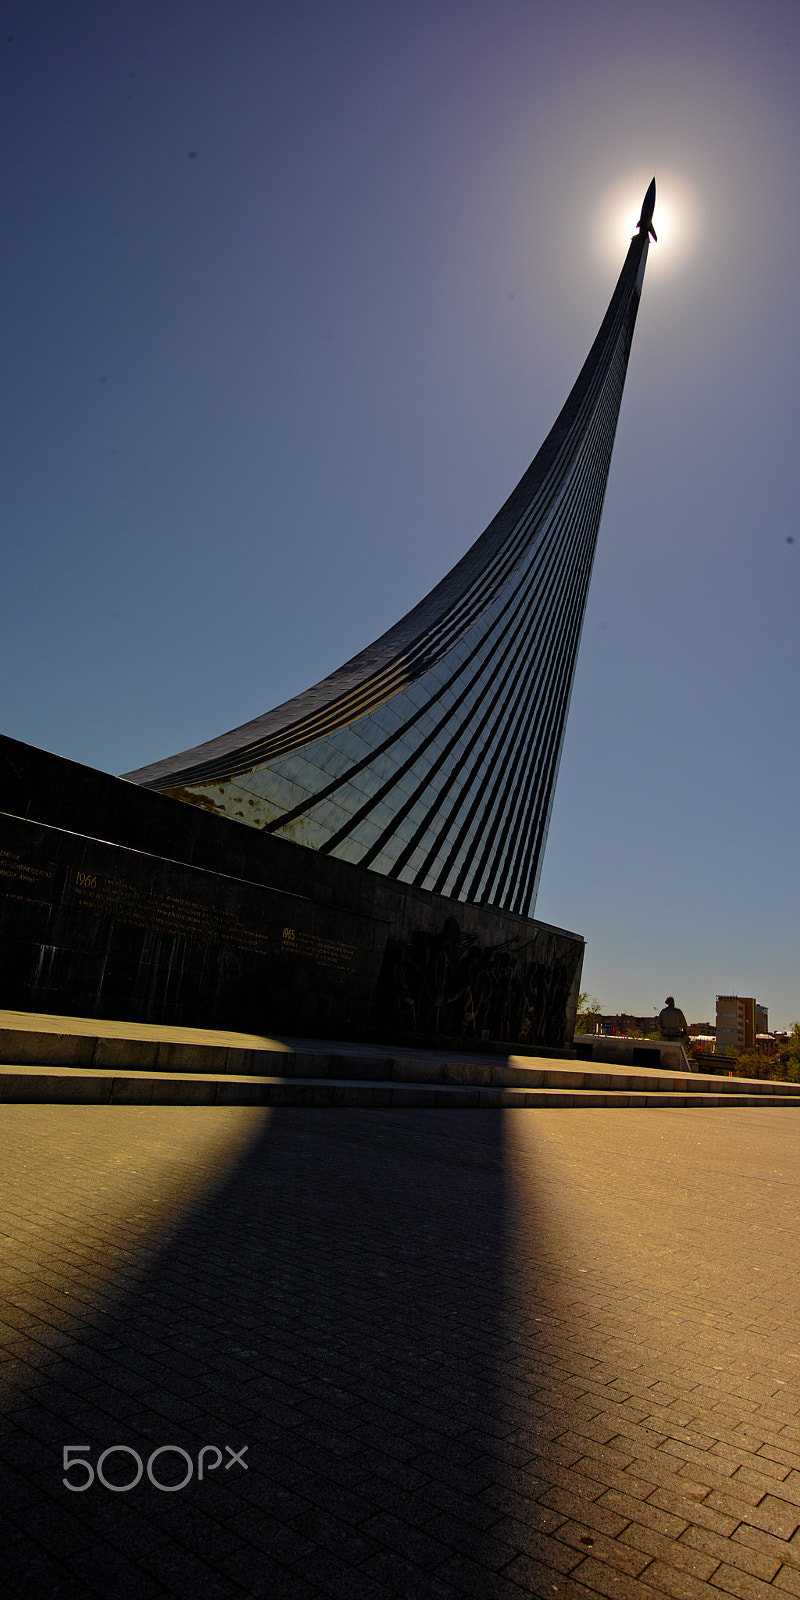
[125,210,652,917]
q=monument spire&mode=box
[636,176,657,240]
[125,185,654,919]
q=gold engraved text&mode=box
[281,928,358,971]
[73,876,272,956]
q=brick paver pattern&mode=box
[1,1104,799,1599]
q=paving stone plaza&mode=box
[2,1098,800,1599]
[5,178,798,1598]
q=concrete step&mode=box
[0,1014,582,1083]
[0,1012,798,1108]
[3,1063,800,1109]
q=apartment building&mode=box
[715,996,768,1054]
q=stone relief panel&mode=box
[375,915,582,1049]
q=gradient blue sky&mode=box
[2,0,798,1027]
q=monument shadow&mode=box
[0,1105,556,1599]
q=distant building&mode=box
[689,1035,718,1059]
[579,1014,659,1037]
[715,996,768,1054]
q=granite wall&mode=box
[0,735,584,1047]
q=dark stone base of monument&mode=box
[0,734,584,1050]
[0,808,387,1038]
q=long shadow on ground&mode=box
[0,1107,541,1600]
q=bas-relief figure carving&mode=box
[378,917,582,1049]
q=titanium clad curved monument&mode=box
[0,183,655,1046]
[126,183,656,921]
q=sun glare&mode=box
[595,170,698,274]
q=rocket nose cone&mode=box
[640,177,656,219]
[636,177,657,237]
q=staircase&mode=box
[2,1012,799,1109]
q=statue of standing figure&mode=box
[657,996,691,1052]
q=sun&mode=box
[594,170,699,274]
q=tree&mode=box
[732,1023,800,1082]
[574,994,602,1035]
[779,1022,800,1083]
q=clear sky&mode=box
[2,0,798,1028]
